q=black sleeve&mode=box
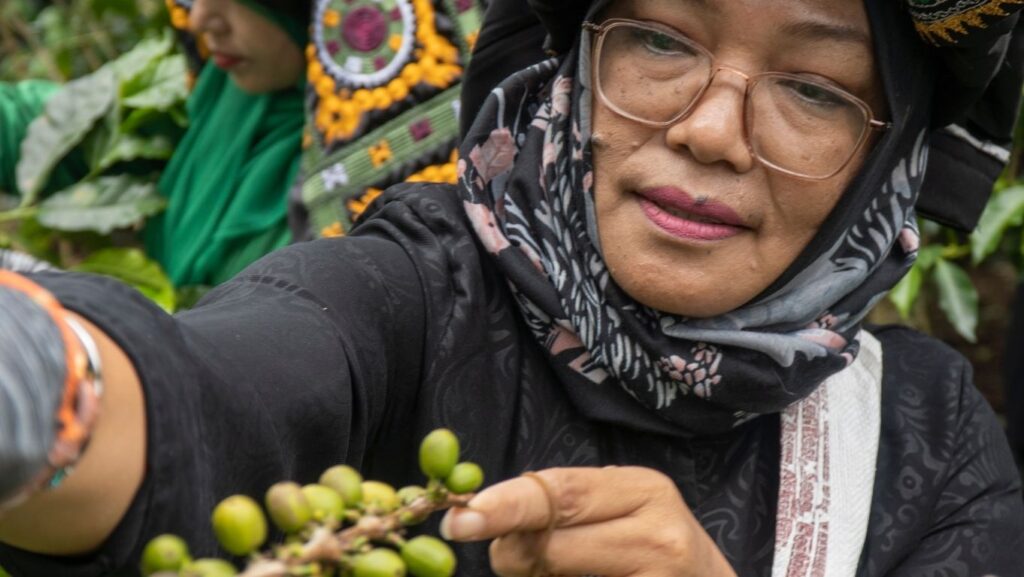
[0,233,426,577]
[865,327,1024,577]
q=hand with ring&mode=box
[440,466,738,577]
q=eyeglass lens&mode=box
[595,22,870,179]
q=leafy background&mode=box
[0,2,1021,421]
[0,0,192,311]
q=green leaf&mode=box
[970,184,1024,264]
[122,55,189,110]
[121,107,161,134]
[36,175,166,234]
[109,31,174,84]
[8,217,59,264]
[889,263,923,319]
[72,247,176,311]
[16,66,116,202]
[98,134,175,172]
[0,193,17,211]
[175,285,213,311]
[915,245,944,271]
[80,107,120,173]
[932,258,979,343]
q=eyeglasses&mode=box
[584,18,891,180]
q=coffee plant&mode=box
[139,429,484,577]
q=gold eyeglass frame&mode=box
[584,18,892,180]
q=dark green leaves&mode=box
[36,175,165,234]
[72,247,176,312]
[16,67,116,202]
[2,29,189,309]
[971,184,1024,265]
[933,258,979,343]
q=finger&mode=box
[489,516,690,577]
[441,466,675,541]
[486,532,541,577]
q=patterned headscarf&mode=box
[457,0,1005,436]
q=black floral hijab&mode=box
[456,0,1022,436]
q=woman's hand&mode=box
[440,466,738,577]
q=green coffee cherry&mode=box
[401,536,457,577]
[419,429,460,480]
[352,548,407,577]
[140,534,191,576]
[265,482,313,534]
[183,558,238,577]
[361,481,400,512]
[302,483,346,522]
[210,495,267,556]
[444,462,484,494]
[319,465,364,506]
[396,485,427,506]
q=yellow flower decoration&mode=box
[309,0,473,145]
[389,34,405,52]
[307,60,324,85]
[371,88,393,110]
[387,78,410,101]
[316,75,337,99]
[323,9,342,28]
[321,222,346,238]
[400,63,423,86]
[405,149,460,184]
[171,7,190,30]
[347,188,385,221]
[369,141,393,168]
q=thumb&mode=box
[440,472,556,542]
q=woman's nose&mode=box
[188,0,229,37]
[664,70,756,174]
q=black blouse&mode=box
[1,184,1021,576]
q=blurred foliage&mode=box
[0,0,189,311]
[887,112,1024,343]
[0,0,169,83]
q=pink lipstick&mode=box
[636,187,747,241]
[212,53,243,70]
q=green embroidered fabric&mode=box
[299,0,487,237]
[167,0,488,239]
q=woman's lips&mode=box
[212,53,243,70]
[636,187,747,242]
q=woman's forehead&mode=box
[600,0,872,35]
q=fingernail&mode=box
[440,509,486,541]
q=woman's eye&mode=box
[781,80,846,107]
[634,30,691,56]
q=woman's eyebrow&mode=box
[782,19,871,47]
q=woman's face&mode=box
[189,0,305,93]
[591,0,885,318]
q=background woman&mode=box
[0,1,1022,576]
[2,0,488,287]
[0,0,310,287]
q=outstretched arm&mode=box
[0,313,146,556]
[0,234,427,575]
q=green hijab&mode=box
[144,0,307,287]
